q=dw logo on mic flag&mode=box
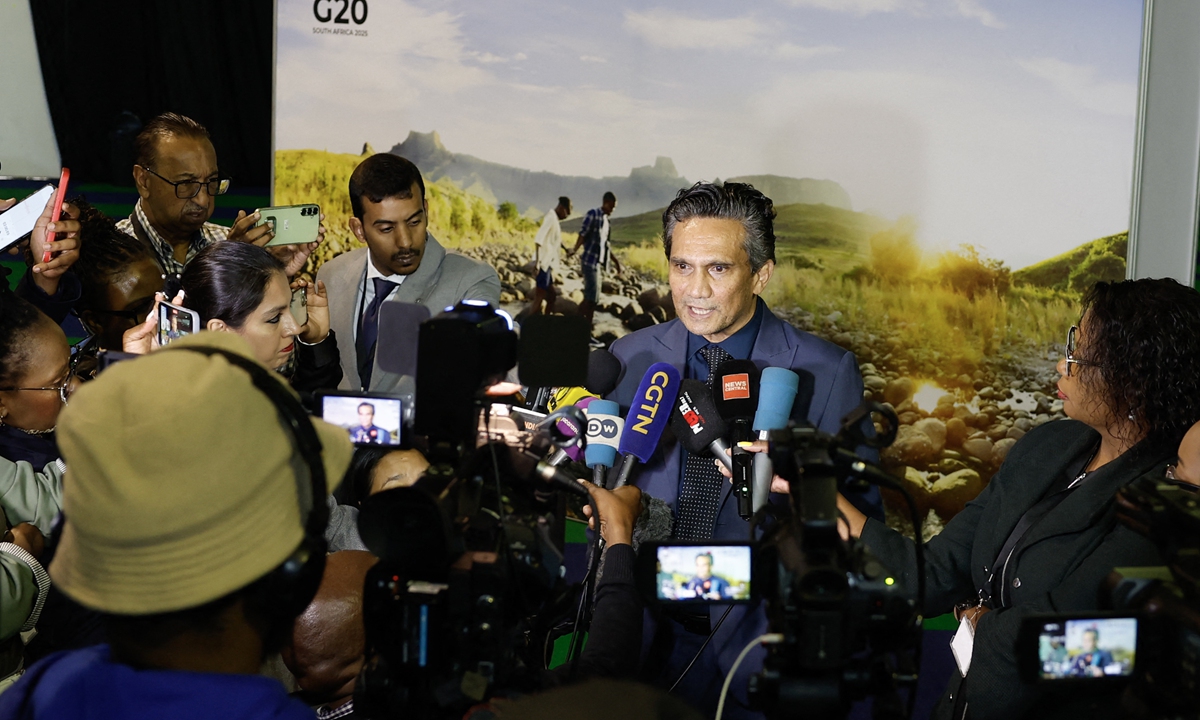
[722,373,751,400]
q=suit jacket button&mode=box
[1012,578,1021,588]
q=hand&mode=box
[3,523,46,560]
[0,198,15,212]
[226,210,273,246]
[836,493,868,540]
[294,278,329,343]
[269,214,325,278]
[123,290,186,354]
[714,440,790,493]
[579,480,642,546]
[28,199,82,295]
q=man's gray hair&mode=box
[661,182,777,272]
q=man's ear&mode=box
[206,318,229,333]
[752,259,775,296]
[349,216,365,244]
[132,165,151,200]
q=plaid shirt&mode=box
[578,207,610,270]
[116,199,229,275]
[316,700,355,720]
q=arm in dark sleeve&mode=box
[292,329,343,394]
[15,267,80,325]
[546,543,642,686]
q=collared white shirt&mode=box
[352,254,407,342]
[534,209,563,274]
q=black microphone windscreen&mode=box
[714,359,760,421]
[631,495,674,551]
[376,302,431,376]
[669,379,728,453]
[586,348,624,396]
[519,314,589,387]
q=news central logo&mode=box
[722,373,750,401]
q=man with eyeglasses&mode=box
[116,113,320,276]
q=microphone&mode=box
[586,348,625,396]
[548,385,598,412]
[546,395,596,465]
[614,363,682,488]
[751,367,801,513]
[584,399,623,486]
[668,379,732,472]
[714,359,760,520]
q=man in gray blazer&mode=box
[316,154,500,393]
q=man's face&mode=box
[1082,631,1098,652]
[134,134,219,236]
[358,407,374,428]
[669,217,774,343]
[555,203,570,221]
[350,185,428,276]
[695,556,713,579]
[602,198,616,215]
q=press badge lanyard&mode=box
[952,447,1098,677]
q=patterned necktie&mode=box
[675,344,735,539]
[356,277,397,389]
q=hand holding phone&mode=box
[256,204,321,246]
[157,300,200,347]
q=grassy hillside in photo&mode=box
[1012,231,1127,292]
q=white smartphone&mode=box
[157,301,200,346]
[0,185,55,253]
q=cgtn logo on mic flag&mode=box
[722,373,751,400]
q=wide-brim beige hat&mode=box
[51,331,353,615]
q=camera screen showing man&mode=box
[1037,618,1137,679]
[320,395,401,446]
[654,545,751,602]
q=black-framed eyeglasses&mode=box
[140,165,231,199]
[0,353,82,405]
[1065,325,1097,378]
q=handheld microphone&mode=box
[751,367,801,512]
[668,379,732,472]
[584,400,623,486]
[714,359,760,520]
[546,395,596,465]
[614,363,681,488]
[586,348,625,396]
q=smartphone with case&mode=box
[290,287,308,325]
[255,204,320,246]
[0,184,55,252]
[157,300,200,346]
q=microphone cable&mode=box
[667,604,734,693]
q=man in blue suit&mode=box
[607,181,881,718]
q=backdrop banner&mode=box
[0,0,60,177]
[274,0,1143,532]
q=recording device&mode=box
[290,287,308,325]
[353,300,599,719]
[376,302,431,377]
[318,391,402,447]
[255,203,321,246]
[0,184,53,252]
[668,379,733,472]
[43,168,69,263]
[156,300,199,346]
[637,541,755,604]
[584,399,622,485]
[1017,615,1139,682]
[613,362,681,488]
[746,403,922,720]
[585,348,624,396]
[715,359,760,519]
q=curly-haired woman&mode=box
[838,278,1200,720]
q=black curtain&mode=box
[29,0,273,187]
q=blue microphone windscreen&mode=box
[618,362,682,462]
[753,367,801,431]
[584,399,622,468]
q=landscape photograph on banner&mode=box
[275,0,1142,536]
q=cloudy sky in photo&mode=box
[276,0,1142,268]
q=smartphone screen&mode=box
[1034,617,1138,680]
[652,544,753,603]
[0,185,55,252]
[290,287,308,325]
[320,393,402,446]
[157,301,199,346]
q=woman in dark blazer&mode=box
[839,278,1200,719]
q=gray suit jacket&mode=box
[316,233,501,393]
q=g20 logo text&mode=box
[313,0,367,24]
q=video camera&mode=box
[351,301,597,719]
[1012,473,1200,718]
[636,403,926,720]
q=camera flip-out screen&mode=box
[319,392,402,447]
[1035,617,1138,680]
[653,544,753,603]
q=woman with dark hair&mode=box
[178,241,341,391]
[836,278,1200,719]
